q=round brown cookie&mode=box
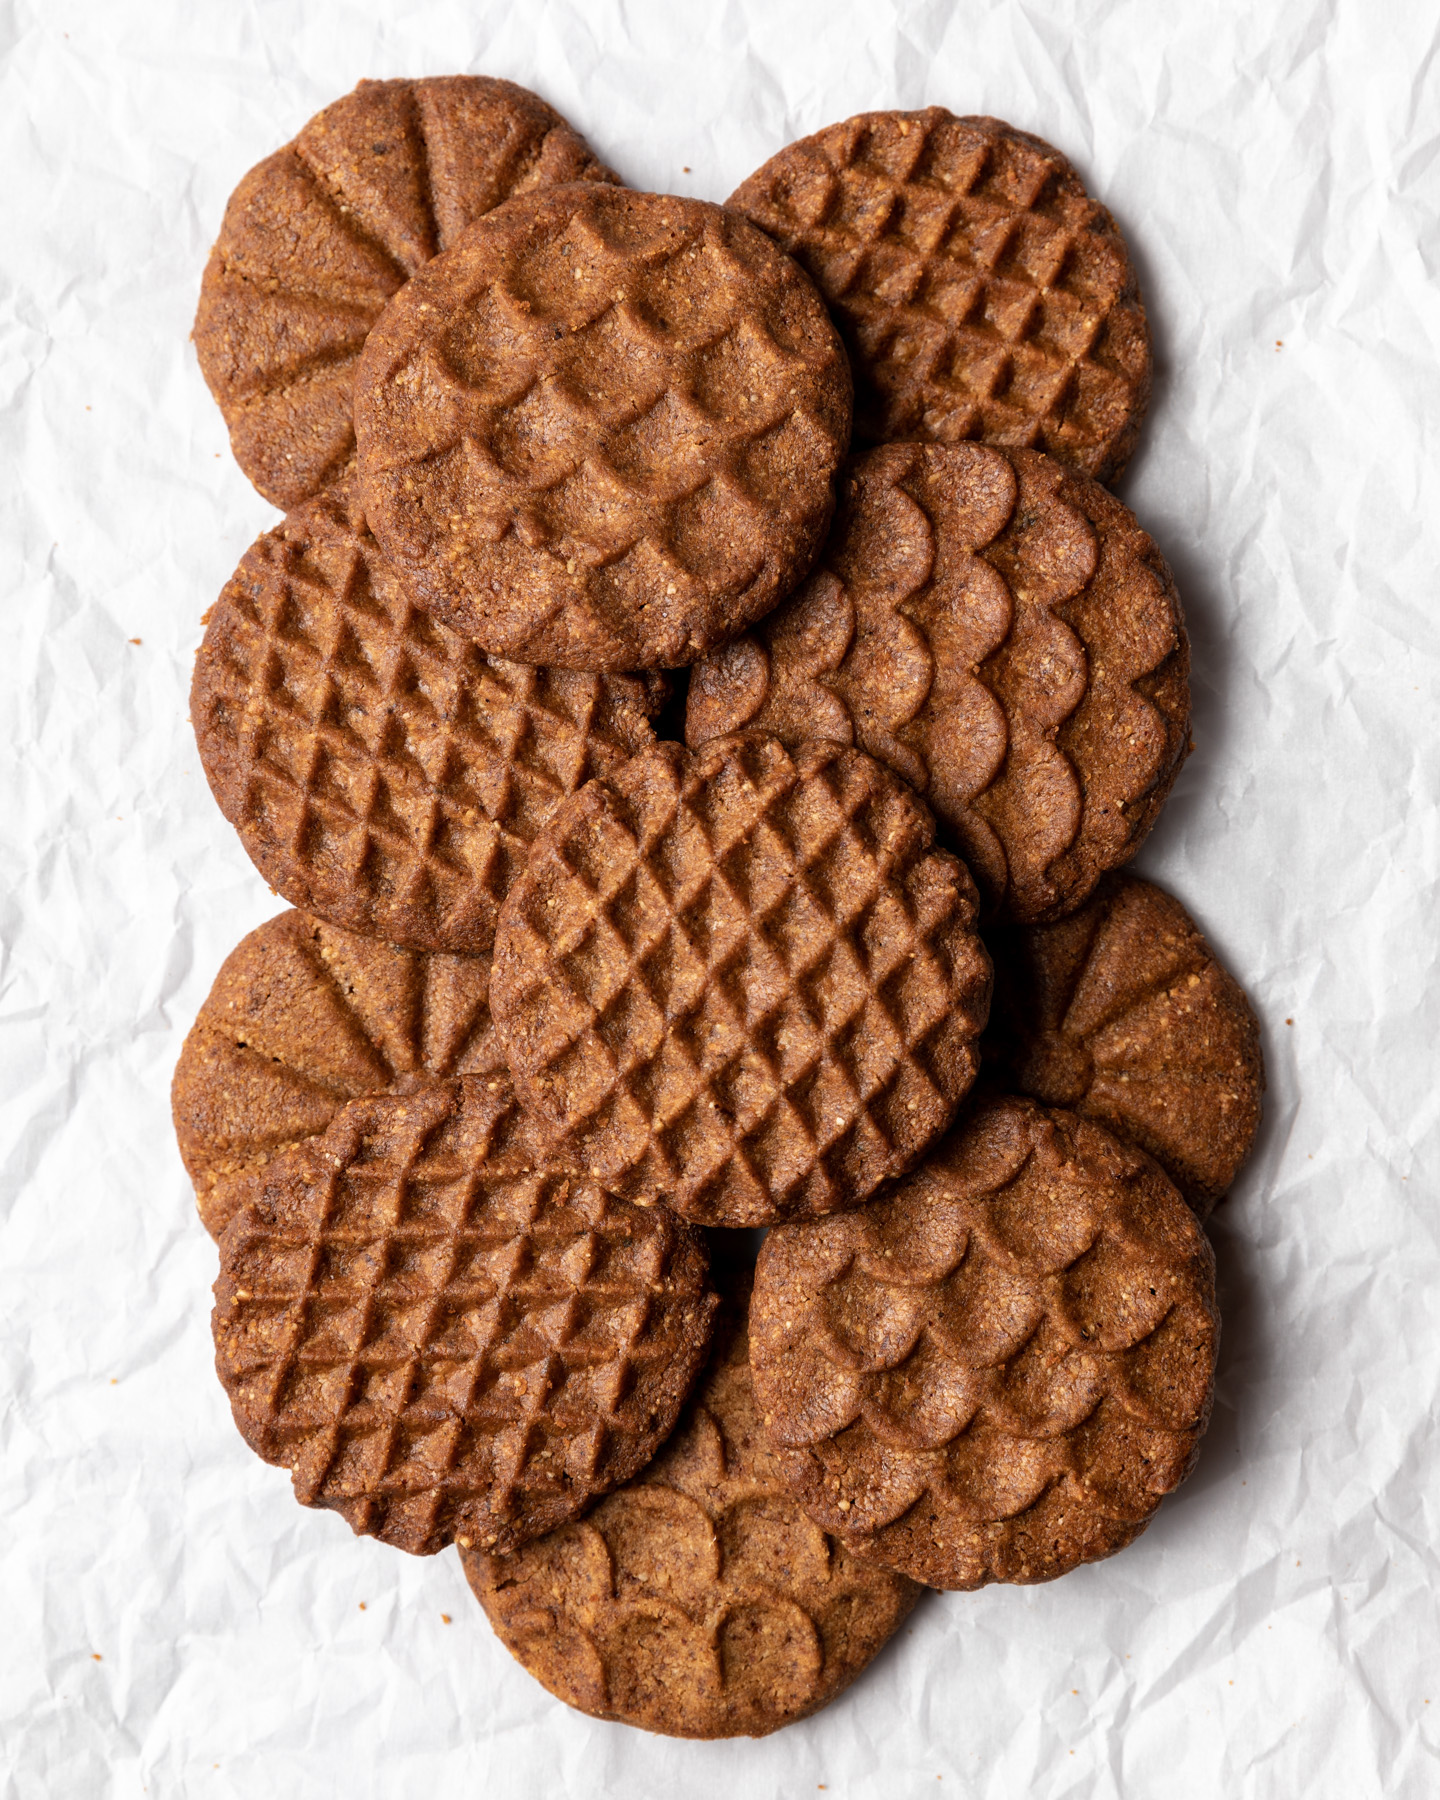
[728,109,1150,484]
[194,76,617,509]
[192,478,667,956]
[353,184,852,670]
[214,1077,718,1557]
[463,1265,919,1738]
[491,733,991,1227]
[686,442,1189,923]
[171,908,509,1238]
[984,873,1264,1220]
[750,1092,1218,1590]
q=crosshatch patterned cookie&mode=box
[195,77,618,509]
[465,1264,920,1737]
[728,109,1150,484]
[172,908,510,1238]
[491,734,992,1227]
[686,442,1190,923]
[214,1077,717,1556]
[985,873,1264,1220]
[192,479,667,956]
[750,1093,1218,1589]
[354,184,852,670]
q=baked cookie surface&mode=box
[984,874,1264,1218]
[214,1077,717,1557]
[192,480,666,956]
[465,1266,919,1738]
[354,185,852,669]
[194,76,616,509]
[687,442,1189,923]
[171,909,506,1238]
[491,734,991,1226]
[728,109,1150,483]
[749,1093,1218,1589]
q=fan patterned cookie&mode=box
[354,184,852,670]
[750,1093,1218,1589]
[214,1077,717,1556]
[464,1268,919,1738]
[194,76,617,509]
[728,109,1150,483]
[192,480,667,956]
[491,734,992,1227]
[686,442,1190,923]
[985,874,1264,1219]
[171,908,509,1238]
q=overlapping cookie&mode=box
[729,110,1150,483]
[214,1077,717,1555]
[491,733,992,1226]
[687,442,1189,922]
[171,908,508,1237]
[354,185,852,669]
[180,74,1258,1737]
[984,873,1264,1219]
[750,1093,1218,1589]
[465,1265,919,1738]
[194,77,617,508]
[192,480,667,956]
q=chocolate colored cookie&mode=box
[686,442,1189,923]
[729,110,1150,484]
[192,479,666,956]
[465,1266,919,1737]
[172,908,507,1238]
[985,874,1264,1219]
[214,1077,717,1556]
[750,1093,1217,1589]
[491,734,991,1226]
[353,185,852,669]
[195,77,617,509]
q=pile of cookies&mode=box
[174,78,1264,1739]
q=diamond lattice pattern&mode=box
[217,1079,712,1554]
[496,738,988,1224]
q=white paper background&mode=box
[3,0,1439,1792]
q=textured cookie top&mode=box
[354,185,852,669]
[491,734,991,1226]
[195,77,617,509]
[465,1270,919,1738]
[214,1078,717,1557]
[985,874,1264,1219]
[192,480,666,956]
[728,110,1150,484]
[750,1094,1217,1590]
[172,909,508,1238]
[687,442,1190,923]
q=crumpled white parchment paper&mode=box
[2,0,1439,1793]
